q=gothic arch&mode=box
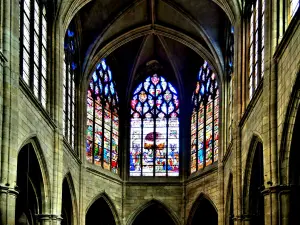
[187,193,218,225]
[280,70,300,184]
[126,199,181,225]
[62,172,78,225]
[242,134,263,214]
[85,192,121,225]
[17,136,51,213]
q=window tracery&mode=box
[130,74,179,177]
[191,61,219,173]
[86,60,119,173]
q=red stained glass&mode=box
[86,59,119,174]
[191,61,219,173]
[130,73,179,177]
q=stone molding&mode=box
[0,184,19,196]
[36,214,63,221]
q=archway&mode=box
[289,106,300,225]
[189,196,218,225]
[131,202,176,225]
[248,142,264,225]
[15,144,44,225]
[86,197,116,225]
[61,178,73,225]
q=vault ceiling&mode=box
[72,0,231,102]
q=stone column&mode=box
[242,214,253,225]
[36,214,63,225]
[0,185,19,225]
[0,0,20,223]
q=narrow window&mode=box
[248,0,265,100]
[63,23,78,149]
[86,60,119,174]
[191,61,219,173]
[20,0,47,107]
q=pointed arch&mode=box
[190,61,220,173]
[129,71,180,176]
[62,172,78,225]
[279,70,300,184]
[85,192,121,225]
[86,59,119,173]
[127,199,180,225]
[16,138,52,224]
[242,135,264,224]
[17,135,51,212]
[187,193,218,225]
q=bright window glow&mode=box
[249,0,264,100]
[130,74,180,177]
[63,23,78,149]
[290,0,299,18]
[86,59,119,174]
[20,0,47,107]
[191,61,219,173]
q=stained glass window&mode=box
[130,74,179,177]
[20,0,47,107]
[191,61,219,173]
[226,26,234,143]
[249,0,265,100]
[63,22,78,148]
[86,59,119,174]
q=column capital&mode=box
[261,184,292,195]
[36,214,63,222]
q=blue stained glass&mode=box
[108,69,112,81]
[200,84,205,95]
[161,103,167,114]
[86,57,119,173]
[168,102,174,114]
[143,102,150,113]
[71,62,77,70]
[206,78,210,92]
[105,85,109,96]
[144,82,150,91]
[191,60,219,174]
[134,83,143,94]
[98,81,103,94]
[101,60,107,70]
[130,73,180,177]
[68,29,74,37]
[110,83,115,94]
[93,72,97,81]
[169,83,177,94]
